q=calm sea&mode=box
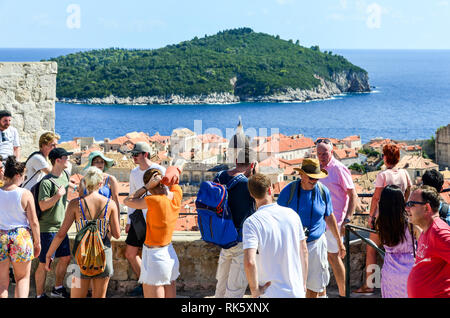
[1,48,449,143]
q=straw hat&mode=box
[294,158,328,179]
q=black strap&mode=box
[82,197,110,221]
[409,223,416,258]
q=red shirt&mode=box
[407,218,450,298]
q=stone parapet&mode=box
[30,231,376,296]
[0,62,57,159]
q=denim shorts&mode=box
[0,227,34,263]
[38,232,71,263]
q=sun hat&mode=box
[293,158,328,179]
[84,151,114,172]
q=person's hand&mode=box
[125,224,130,234]
[251,282,271,298]
[45,255,54,272]
[338,242,346,259]
[56,186,66,198]
[145,173,162,190]
[161,166,181,186]
[33,242,41,259]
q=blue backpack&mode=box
[195,172,245,249]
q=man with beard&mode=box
[0,110,20,161]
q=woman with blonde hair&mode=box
[124,168,182,298]
[83,151,120,225]
[0,156,41,298]
[45,166,120,298]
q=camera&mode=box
[304,227,310,238]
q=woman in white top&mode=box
[22,132,59,190]
[355,143,412,294]
[0,156,41,298]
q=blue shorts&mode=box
[38,232,71,263]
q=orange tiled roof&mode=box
[343,135,361,141]
[258,137,315,153]
[442,181,450,204]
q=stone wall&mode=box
[436,124,450,170]
[30,231,377,297]
[0,62,57,159]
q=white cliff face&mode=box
[0,62,57,159]
[57,70,370,105]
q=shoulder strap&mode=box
[213,170,225,184]
[226,173,246,190]
[79,198,87,221]
[25,151,43,165]
[22,170,41,188]
[287,180,299,206]
[82,198,94,220]
[317,181,328,211]
[101,197,111,219]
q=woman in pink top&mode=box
[355,144,412,294]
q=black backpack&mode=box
[30,170,69,220]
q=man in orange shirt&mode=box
[124,169,182,298]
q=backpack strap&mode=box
[287,180,300,206]
[79,198,88,221]
[226,173,246,190]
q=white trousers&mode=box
[214,242,248,298]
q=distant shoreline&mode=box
[57,74,371,106]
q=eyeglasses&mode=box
[315,138,331,145]
[405,201,427,208]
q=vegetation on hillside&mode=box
[48,28,367,99]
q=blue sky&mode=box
[1,0,449,49]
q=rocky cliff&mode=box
[57,70,369,105]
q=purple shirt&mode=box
[320,157,355,225]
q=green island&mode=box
[48,27,370,103]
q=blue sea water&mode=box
[1,48,449,143]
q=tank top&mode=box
[0,187,29,230]
[98,175,111,198]
[75,197,111,247]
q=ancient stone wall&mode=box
[30,232,374,297]
[0,62,57,159]
[436,124,450,170]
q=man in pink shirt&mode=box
[316,139,358,297]
[406,185,450,298]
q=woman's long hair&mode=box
[375,185,408,247]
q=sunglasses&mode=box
[315,138,331,145]
[405,201,427,207]
[132,152,143,158]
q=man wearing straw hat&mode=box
[278,158,346,298]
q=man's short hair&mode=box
[39,132,60,149]
[418,185,441,213]
[248,173,271,199]
[422,169,444,193]
[236,147,257,166]
[0,110,12,120]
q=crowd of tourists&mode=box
[0,109,449,298]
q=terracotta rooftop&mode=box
[397,155,439,170]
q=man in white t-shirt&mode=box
[0,110,20,161]
[125,142,166,296]
[243,173,308,298]
[23,132,60,190]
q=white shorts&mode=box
[139,243,180,286]
[325,230,343,254]
[306,233,330,293]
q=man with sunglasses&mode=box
[0,110,20,161]
[406,185,450,298]
[315,138,358,297]
[125,141,166,296]
[278,158,345,298]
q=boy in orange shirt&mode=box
[124,168,182,298]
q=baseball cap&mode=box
[130,142,152,155]
[49,148,74,161]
